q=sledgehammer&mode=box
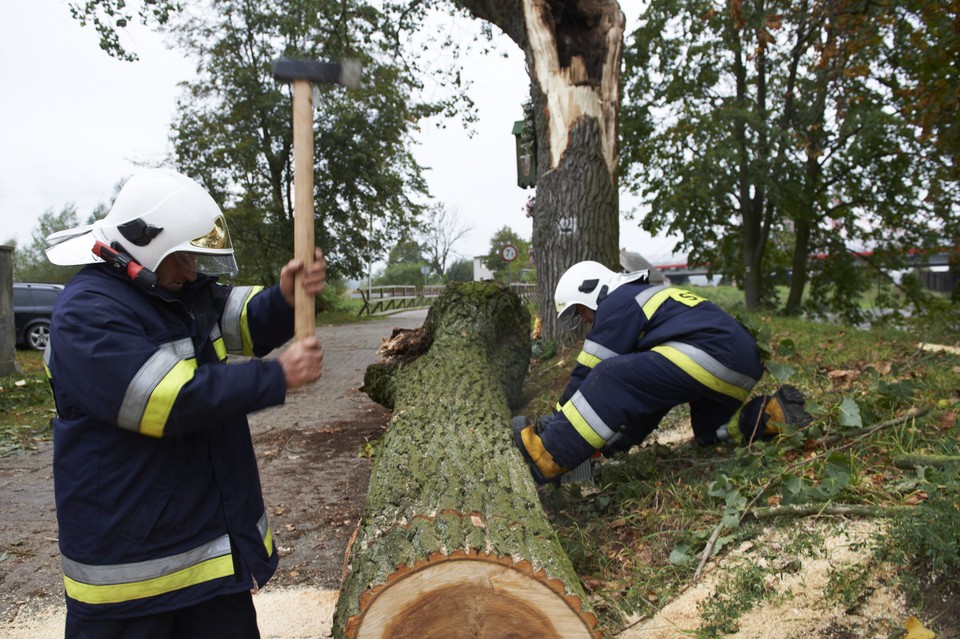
[272,57,362,338]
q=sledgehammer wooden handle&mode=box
[292,79,315,340]
[273,57,361,340]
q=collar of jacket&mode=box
[92,262,218,304]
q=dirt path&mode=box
[0,310,427,639]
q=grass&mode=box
[519,284,960,635]
[3,284,958,634]
[0,350,56,455]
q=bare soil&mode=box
[0,310,427,638]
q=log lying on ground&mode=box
[333,282,600,639]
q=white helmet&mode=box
[554,260,649,320]
[45,169,237,276]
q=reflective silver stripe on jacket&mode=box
[61,534,232,587]
[633,285,670,317]
[581,339,620,362]
[560,390,618,449]
[117,338,196,432]
[660,341,757,391]
[221,286,260,355]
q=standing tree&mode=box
[14,185,116,284]
[12,206,85,284]
[167,0,460,287]
[418,203,471,277]
[483,226,532,284]
[70,0,627,340]
[622,0,954,317]
[455,0,625,342]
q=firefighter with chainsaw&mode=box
[43,169,326,638]
[514,261,809,484]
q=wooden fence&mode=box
[356,283,539,316]
[356,285,445,316]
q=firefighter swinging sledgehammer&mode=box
[514,261,811,485]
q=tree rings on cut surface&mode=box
[347,554,597,639]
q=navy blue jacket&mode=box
[48,264,294,620]
[559,281,761,406]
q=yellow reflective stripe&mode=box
[43,344,52,378]
[257,511,274,557]
[561,398,608,449]
[725,405,745,444]
[209,325,228,362]
[139,359,198,438]
[576,339,620,369]
[239,293,256,357]
[222,286,264,356]
[651,344,751,401]
[119,339,196,433]
[576,350,600,368]
[211,336,227,362]
[638,287,706,319]
[263,526,274,557]
[63,553,234,605]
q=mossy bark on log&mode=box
[334,282,600,639]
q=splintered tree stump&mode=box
[333,282,599,639]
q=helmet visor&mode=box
[557,303,577,322]
[561,311,582,332]
[173,251,238,277]
[194,253,238,277]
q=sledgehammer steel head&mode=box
[271,57,362,88]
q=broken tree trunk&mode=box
[457,0,626,345]
[332,282,600,639]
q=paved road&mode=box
[0,310,427,638]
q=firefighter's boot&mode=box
[730,385,812,444]
[511,416,567,485]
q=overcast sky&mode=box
[1,1,680,268]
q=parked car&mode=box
[12,283,64,351]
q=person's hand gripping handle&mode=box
[279,248,326,388]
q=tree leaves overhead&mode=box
[69,0,182,61]
[622,0,957,315]
[166,0,471,285]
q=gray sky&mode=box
[1,1,679,267]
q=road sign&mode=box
[500,244,518,262]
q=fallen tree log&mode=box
[332,282,600,639]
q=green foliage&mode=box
[445,258,473,282]
[621,0,955,316]
[882,467,960,579]
[12,206,83,284]
[386,238,424,266]
[167,0,471,287]
[697,562,774,637]
[894,0,960,185]
[69,0,181,61]
[0,352,55,455]
[373,262,432,287]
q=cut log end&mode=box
[346,555,599,639]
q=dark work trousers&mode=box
[65,591,260,639]
[540,350,755,468]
